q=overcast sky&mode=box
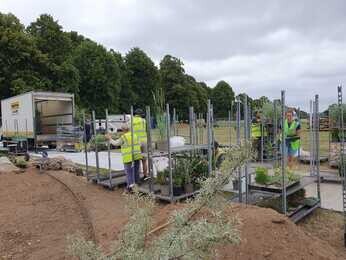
[1,0,346,111]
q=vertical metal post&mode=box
[194,112,198,145]
[106,109,112,189]
[236,99,242,202]
[189,107,193,145]
[130,106,135,186]
[309,100,314,176]
[281,90,287,214]
[83,112,89,180]
[244,95,249,204]
[228,109,232,147]
[274,100,278,166]
[211,104,215,169]
[146,106,153,193]
[261,117,264,163]
[25,119,28,152]
[315,95,321,201]
[207,100,212,175]
[173,108,176,136]
[92,111,100,182]
[337,86,346,247]
[166,104,173,201]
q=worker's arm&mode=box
[106,134,123,146]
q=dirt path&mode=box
[0,168,90,260]
[47,171,129,252]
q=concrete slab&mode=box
[31,150,124,170]
[304,182,343,212]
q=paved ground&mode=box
[305,182,343,211]
[29,150,344,211]
[31,150,125,170]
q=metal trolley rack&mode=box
[230,91,321,223]
[137,102,213,202]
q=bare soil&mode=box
[1,166,345,259]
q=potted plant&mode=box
[184,169,194,194]
[328,104,346,167]
[190,157,208,190]
[156,169,170,196]
[173,174,184,196]
[152,88,167,151]
[255,167,270,185]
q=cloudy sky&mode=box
[1,0,346,111]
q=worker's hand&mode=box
[105,133,112,140]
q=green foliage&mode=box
[89,134,108,151]
[72,40,121,114]
[159,55,210,119]
[252,96,270,110]
[152,87,166,140]
[15,158,27,168]
[328,103,346,125]
[262,102,282,121]
[124,47,160,109]
[329,104,346,142]
[211,80,235,118]
[255,167,270,184]
[0,12,51,98]
[155,169,169,185]
[272,167,300,185]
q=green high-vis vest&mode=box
[120,132,142,163]
[284,119,301,151]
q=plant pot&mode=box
[184,183,194,194]
[173,186,184,196]
[160,185,170,196]
[232,179,240,190]
[156,140,168,151]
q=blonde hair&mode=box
[121,122,130,131]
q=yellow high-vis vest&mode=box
[251,123,261,138]
[251,123,267,138]
[133,116,147,143]
[120,132,142,163]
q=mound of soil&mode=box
[0,167,345,259]
[153,203,345,260]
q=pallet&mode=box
[249,180,300,194]
[138,183,200,202]
[288,198,320,223]
[299,155,328,164]
[98,175,127,189]
[319,175,342,184]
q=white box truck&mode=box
[1,91,75,148]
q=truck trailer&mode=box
[1,91,75,148]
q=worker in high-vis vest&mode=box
[106,123,142,192]
[133,109,148,179]
[251,112,267,161]
[283,109,301,168]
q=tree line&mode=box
[0,12,272,119]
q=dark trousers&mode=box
[124,160,140,188]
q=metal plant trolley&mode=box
[137,102,213,203]
[83,110,129,190]
[241,91,321,223]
